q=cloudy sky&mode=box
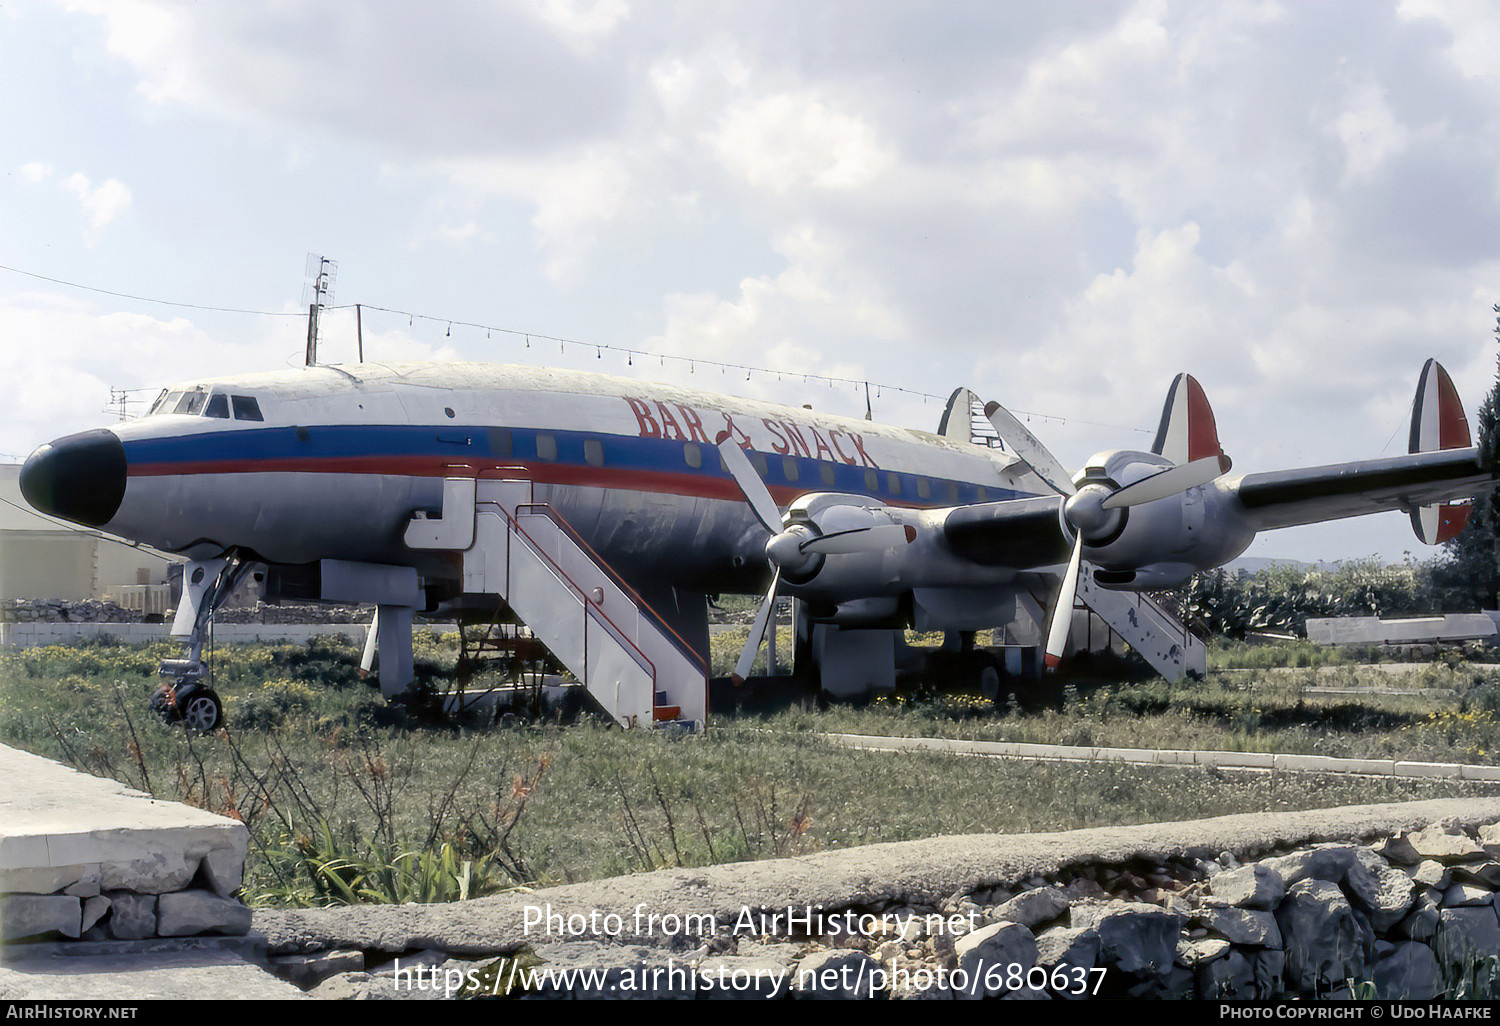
[3,0,1499,566]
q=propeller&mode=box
[1100,455,1225,510]
[983,400,1231,671]
[733,568,781,683]
[716,435,913,682]
[984,401,1075,497]
[718,437,782,535]
[1045,524,1086,669]
[1040,460,1228,669]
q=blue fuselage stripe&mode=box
[122,424,1030,507]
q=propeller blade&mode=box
[717,438,783,535]
[798,523,913,555]
[984,401,1075,496]
[732,569,780,684]
[1100,455,1224,510]
[1044,534,1084,670]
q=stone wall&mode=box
[0,744,251,945]
[1,598,139,624]
[250,802,1500,1000]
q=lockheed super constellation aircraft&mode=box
[17,359,1492,731]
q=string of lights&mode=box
[334,302,1145,433]
[336,301,959,410]
[0,262,1146,433]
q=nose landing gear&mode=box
[149,676,224,734]
[150,552,249,733]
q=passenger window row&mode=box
[511,431,978,504]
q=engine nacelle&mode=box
[1074,450,1254,584]
[772,493,1013,604]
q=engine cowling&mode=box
[1071,450,1253,588]
[769,493,1016,604]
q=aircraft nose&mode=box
[19,429,128,527]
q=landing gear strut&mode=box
[150,551,251,733]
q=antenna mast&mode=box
[302,254,337,365]
[104,387,140,421]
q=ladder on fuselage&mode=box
[406,468,708,730]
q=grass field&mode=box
[3,631,1498,907]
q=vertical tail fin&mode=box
[1409,359,1472,544]
[1152,373,1231,473]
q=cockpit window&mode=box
[231,396,263,421]
[147,387,264,420]
[173,390,207,416]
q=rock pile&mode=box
[1,599,137,624]
[214,602,372,625]
[287,817,1500,1000]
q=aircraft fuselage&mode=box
[22,362,1049,608]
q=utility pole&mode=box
[302,254,337,366]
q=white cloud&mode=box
[707,92,896,194]
[62,173,132,232]
[438,145,637,282]
[0,292,264,457]
[1327,73,1412,186]
[1400,0,1500,82]
[519,0,631,55]
[15,162,132,242]
[639,225,908,409]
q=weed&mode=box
[5,637,1500,906]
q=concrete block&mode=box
[103,892,156,940]
[81,894,110,933]
[0,894,81,940]
[1197,750,1273,770]
[1341,759,1399,776]
[0,745,247,902]
[0,863,100,896]
[1395,762,1461,779]
[156,889,252,937]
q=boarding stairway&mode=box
[1074,570,1207,681]
[405,468,707,730]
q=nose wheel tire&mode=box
[150,684,223,733]
[181,689,223,733]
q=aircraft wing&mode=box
[1229,446,1492,532]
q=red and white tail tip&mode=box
[1151,373,1231,474]
[1409,359,1472,545]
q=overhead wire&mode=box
[0,262,1148,434]
[0,263,303,317]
